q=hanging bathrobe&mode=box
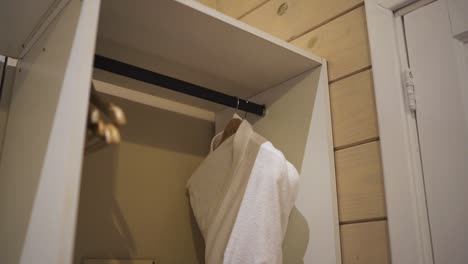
[186,120,299,264]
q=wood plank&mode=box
[329,70,378,148]
[340,221,390,264]
[335,141,386,222]
[291,6,371,81]
[241,0,363,42]
[217,0,268,18]
[196,0,217,9]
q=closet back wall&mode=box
[195,0,391,263]
[74,94,213,263]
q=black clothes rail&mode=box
[94,55,266,116]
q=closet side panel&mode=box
[0,1,100,264]
[0,58,16,158]
[215,65,340,263]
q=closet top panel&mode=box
[0,0,61,58]
[95,0,322,109]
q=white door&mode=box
[0,0,100,263]
[404,1,468,263]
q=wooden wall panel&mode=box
[217,0,267,18]
[291,6,371,81]
[335,141,386,223]
[329,70,378,148]
[340,221,390,264]
[241,0,363,42]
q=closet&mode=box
[0,0,339,263]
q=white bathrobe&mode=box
[186,120,299,264]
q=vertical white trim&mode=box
[452,0,468,129]
[364,1,434,263]
[298,62,341,264]
[17,1,101,263]
[378,0,419,9]
[454,41,468,126]
[394,16,435,264]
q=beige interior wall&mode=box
[196,0,391,263]
[74,95,213,264]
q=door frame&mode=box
[364,1,434,264]
[365,0,468,263]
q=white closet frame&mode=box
[0,1,339,263]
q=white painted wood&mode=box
[93,79,215,121]
[364,1,434,263]
[0,57,4,96]
[404,1,468,263]
[462,42,468,122]
[465,43,468,71]
[0,0,100,264]
[296,63,341,264]
[0,0,72,58]
[394,0,436,16]
[394,17,435,263]
[464,43,468,120]
[0,56,6,153]
[215,64,341,264]
[0,58,17,158]
[96,0,321,111]
[447,0,468,41]
[454,39,468,131]
[378,0,419,9]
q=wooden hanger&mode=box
[90,83,127,126]
[85,84,125,154]
[220,118,242,144]
[218,98,244,146]
[105,123,121,144]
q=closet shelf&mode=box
[95,0,323,111]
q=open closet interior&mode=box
[0,0,339,263]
